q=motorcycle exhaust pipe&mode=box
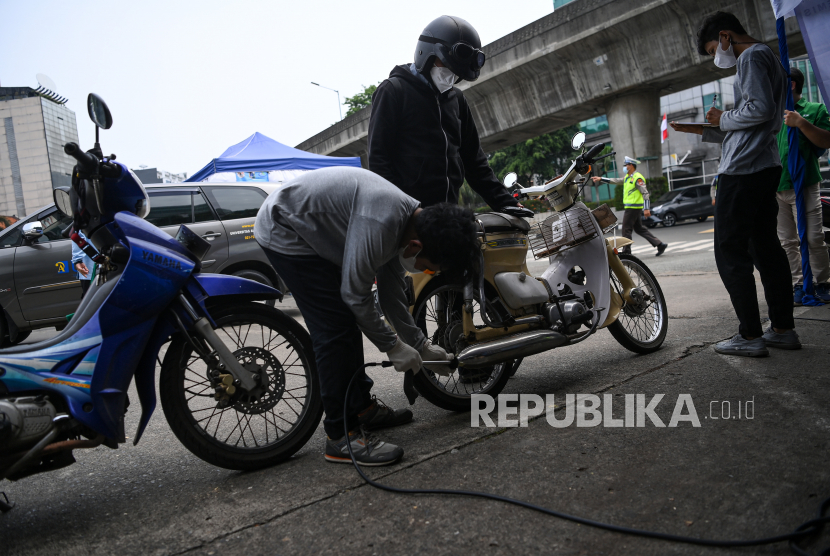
[456,329,568,369]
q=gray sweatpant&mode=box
[776,182,830,286]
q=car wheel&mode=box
[232,269,277,307]
[696,216,708,222]
[662,213,677,227]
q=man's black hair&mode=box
[415,202,479,277]
[697,11,748,56]
[790,67,805,95]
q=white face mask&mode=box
[714,37,737,69]
[430,66,456,94]
[398,247,422,274]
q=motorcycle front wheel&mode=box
[607,254,668,354]
[411,278,513,412]
[160,302,322,470]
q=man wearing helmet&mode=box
[592,156,668,256]
[367,15,518,210]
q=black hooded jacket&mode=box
[367,64,515,209]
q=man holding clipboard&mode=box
[671,11,798,356]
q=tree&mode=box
[488,125,580,188]
[343,84,379,117]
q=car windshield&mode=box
[655,190,683,204]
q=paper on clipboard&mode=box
[673,121,714,126]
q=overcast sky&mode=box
[1,1,552,177]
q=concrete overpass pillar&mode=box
[605,89,662,180]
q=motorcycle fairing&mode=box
[540,204,610,329]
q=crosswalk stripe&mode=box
[676,242,714,252]
[666,239,711,252]
[632,241,691,254]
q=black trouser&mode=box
[621,208,662,253]
[80,280,91,296]
[263,249,373,439]
[714,167,794,338]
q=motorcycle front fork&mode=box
[606,245,637,303]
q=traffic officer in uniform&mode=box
[592,156,668,255]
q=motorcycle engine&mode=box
[0,396,57,450]
[545,299,592,334]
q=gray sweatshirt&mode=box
[254,167,425,352]
[702,44,787,175]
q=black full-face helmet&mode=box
[414,15,486,82]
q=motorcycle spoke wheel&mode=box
[412,281,512,411]
[160,303,322,470]
[608,254,668,354]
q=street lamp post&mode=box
[311,82,342,121]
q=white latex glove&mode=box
[419,340,453,376]
[385,337,422,374]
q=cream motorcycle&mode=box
[406,132,668,411]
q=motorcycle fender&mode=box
[189,273,282,307]
[605,237,633,250]
[408,272,435,313]
[132,318,176,445]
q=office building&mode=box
[0,86,79,219]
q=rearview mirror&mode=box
[571,131,586,151]
[22,221,44,241]
[54,186,73,217]
[87,93,113,130]
[503,172,518,189]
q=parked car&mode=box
[649,184,714,227]
[0,182,284,346]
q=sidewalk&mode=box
[181,304,830,556]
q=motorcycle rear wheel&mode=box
[160,302,322,470]
[607,254,668,354]
[411,278,513,412]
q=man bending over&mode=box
[254,166,479,466]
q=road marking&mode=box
[632,241,691,254]
[676,242,714,252]
[699,228,715,234]
[665,240,712,252]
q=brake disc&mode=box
[230,346,285,415]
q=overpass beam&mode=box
[604,89,662,180]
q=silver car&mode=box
[0,182,284,346]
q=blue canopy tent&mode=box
[186,132,361,183]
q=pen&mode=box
[711,94,718,110]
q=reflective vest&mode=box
[623,172,646,209]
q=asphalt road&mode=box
[4,216,830,555]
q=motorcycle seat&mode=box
[476,212,531,234]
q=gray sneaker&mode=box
[325,426,403,466]
[762,326,801,350]
[714,334,769,357]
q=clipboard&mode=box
[672,122,714,126]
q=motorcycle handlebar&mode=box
[583,142,605,162]
[64,142,121,179]
[64,142,98,170]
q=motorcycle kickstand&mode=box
[0,492,14,513]
[508,357,524,378]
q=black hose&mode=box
[344,363,828,552]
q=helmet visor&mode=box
[420,35,486,71]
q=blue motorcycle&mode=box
[0,95,322,511]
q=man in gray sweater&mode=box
[671,11,798,356]
[255,166,479,465]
